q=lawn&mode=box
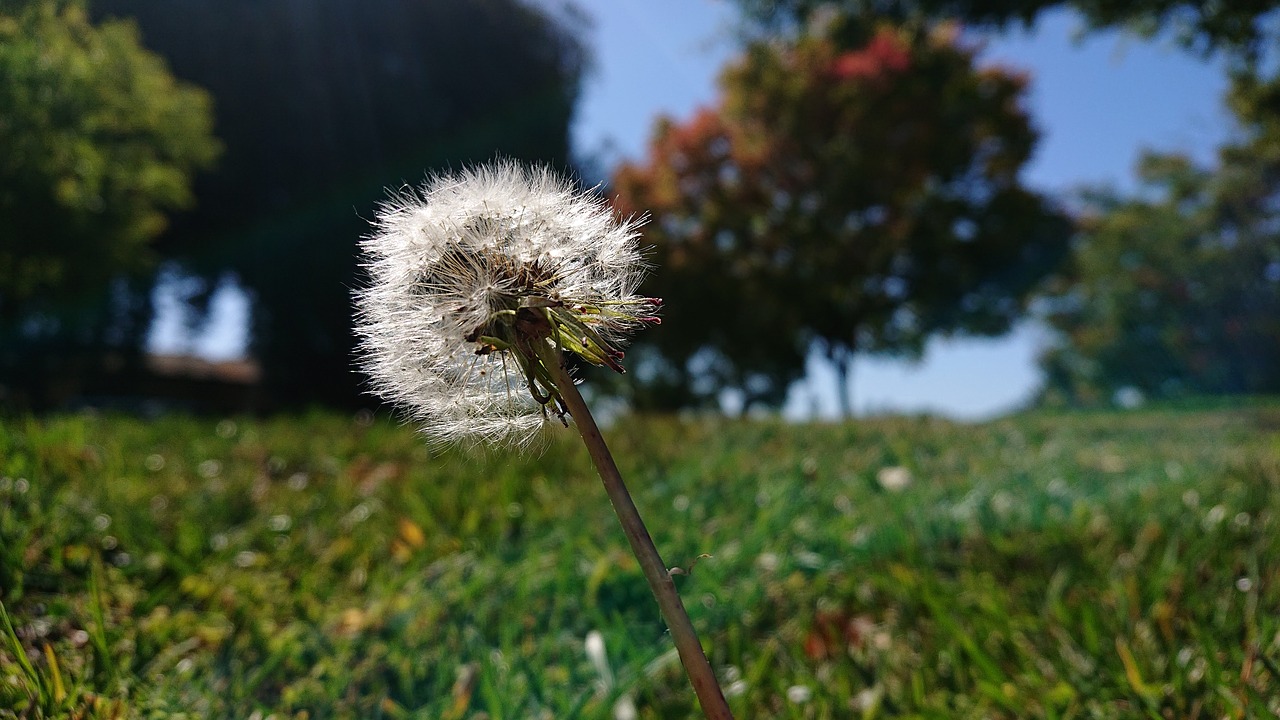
[1,402,1278,718]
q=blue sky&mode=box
[158,0,1234,419]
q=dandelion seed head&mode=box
[355,160,655,447]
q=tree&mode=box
[1039,77,1280,404]
[90,0,589,407]
[734,0,1280,62]
[0,0,219,407]
[612,25,1071,413]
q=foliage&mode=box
[734,0,1280,62]
[1,404,1278,716]
[61,0,589,408]
[612,25,1069,411]
[0,0,218,404]
[1039,75,1280,405]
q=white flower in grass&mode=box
[786,685,812,704]
[585,630,637,720]
[355,160,658,447]
[876,465,912,492]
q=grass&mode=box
[1,402,1278,718]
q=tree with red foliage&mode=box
[612,25,1071,413]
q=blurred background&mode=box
[3,0,1277,420]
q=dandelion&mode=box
[355,160,659,447]
[354,160,733,719]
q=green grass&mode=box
[1,403,1278,718]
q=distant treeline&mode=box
[1,0,586,410]
[3,0,1277,414]
[89,0,589,408]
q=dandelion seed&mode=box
[873,631,893,650]
[1203,504,1227,529]
[876,466,912,492]
[990,490,1014,517]
[853,687,882,711]
[585,630,613,686]
[724,666,747,698]
[800,456,819,477]
[1176,646,1194,666]
[613,696,638,720]
[795,550,824,569]
[344,502,373,526]
[833,494,853,514]
[786,685,812,704]
[756,552,780,572]
[1181,489,1199,508]
[354,160,657,447]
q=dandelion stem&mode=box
[541,346,734,720]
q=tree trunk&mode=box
[834,349,854,419]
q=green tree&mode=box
[1039,78,1280,404]
[91,0,588,407]
[0,0,218,406]
[613,25,1070,413]
[735,0,1280,61]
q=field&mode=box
[1,403,1278,718]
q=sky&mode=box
[153,0,1235,420]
